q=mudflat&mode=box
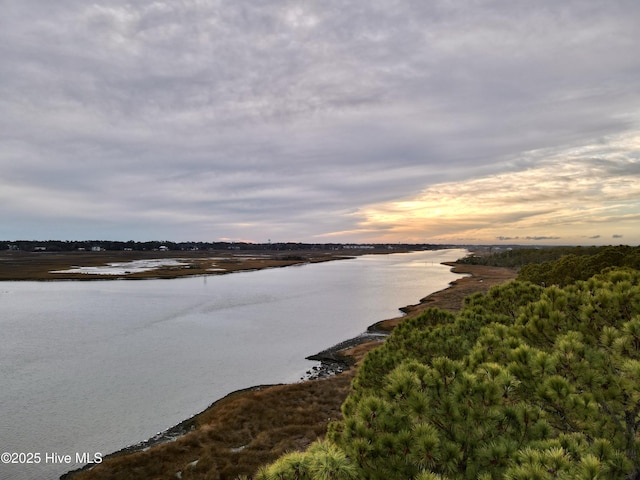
[66,262,517,480]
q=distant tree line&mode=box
[461,245,640,286]
[459,245,606,268]
[518,245,640,287]
[0,240,455,253]
[254,247,640,479]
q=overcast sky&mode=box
[2,1,639,245]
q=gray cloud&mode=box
[1,1,639,242]
[525,236,562,241]
[498,236,563,242]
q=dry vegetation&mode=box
[69,377,354,480]
[64,262,517,480]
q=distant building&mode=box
[158,245,169,251]
[91,246,104,252]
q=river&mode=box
[0,249,467,480]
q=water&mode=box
[0,249,467,480]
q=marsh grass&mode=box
[72,374,355,480]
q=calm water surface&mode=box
[0,249,467,480]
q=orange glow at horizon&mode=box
[346,137,640,244]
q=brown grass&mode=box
[70,376,354,480]
[64,262,517,480]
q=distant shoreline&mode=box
[0,249,354,281]
[0,247,430,281]
[63,259,517,480]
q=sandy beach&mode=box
[63,261,517,480]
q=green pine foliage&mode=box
[256,250,640,480]
[254,440,357,480]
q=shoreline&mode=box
[63,260,517,480]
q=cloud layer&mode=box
[354,133,640,243]
[2,1,639,243]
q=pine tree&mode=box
[257,263,640,480]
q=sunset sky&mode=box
[2,1,639,245]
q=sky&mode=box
[1,1,639,245]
